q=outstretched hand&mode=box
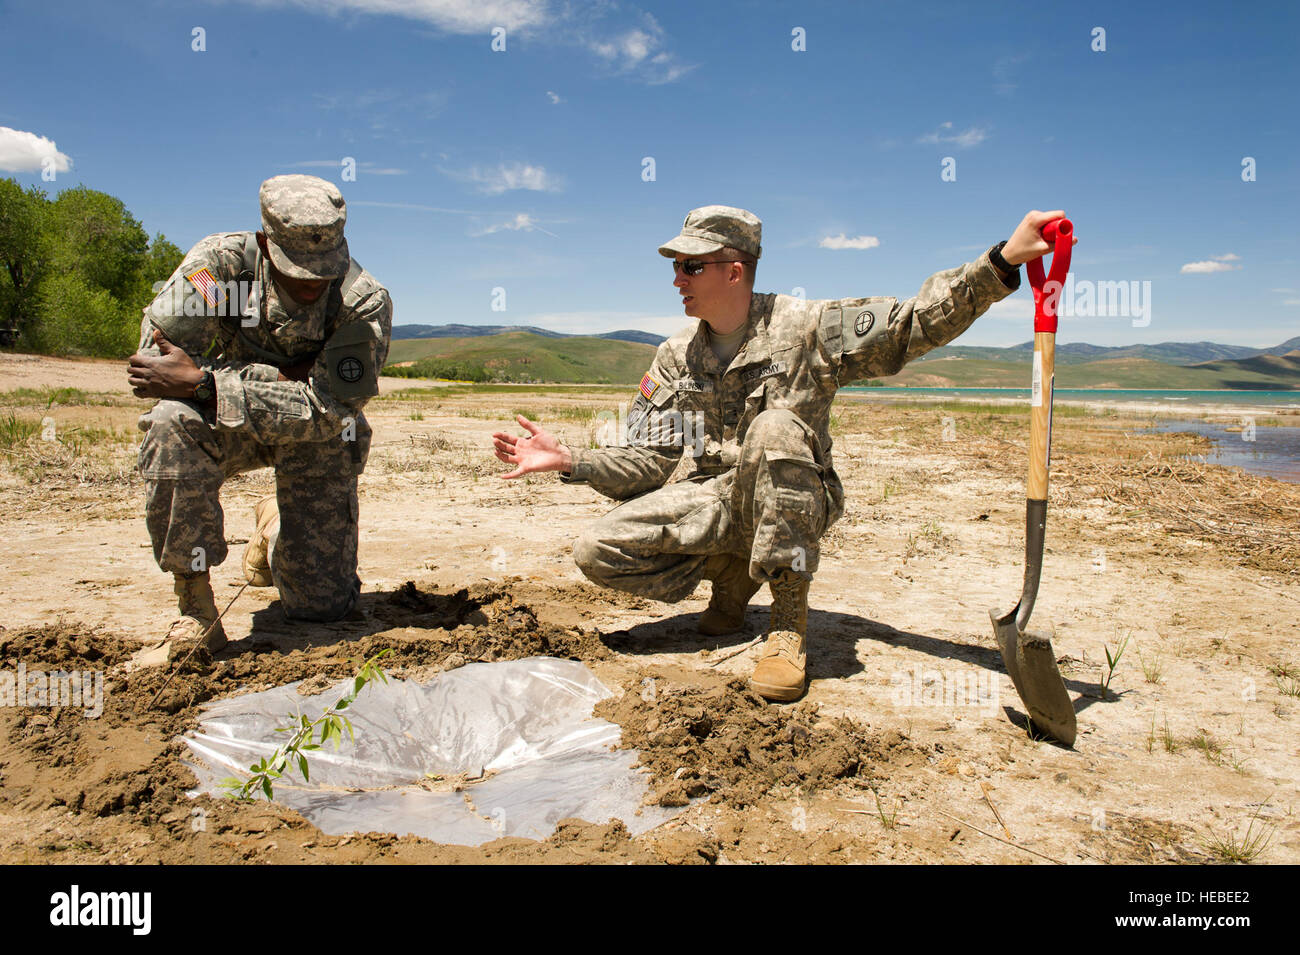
[127,329,203,398]
[492,415,573,480]
[1002,210,1079,267]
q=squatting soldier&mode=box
[493,205,1072,701]
[127,175,392,660]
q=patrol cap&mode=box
[658,205,762,260]
[259,174,350,280]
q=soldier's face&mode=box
[271,267,330,305]
[672,255,736,318]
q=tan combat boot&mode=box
[128,572,227,669]
[749,570,809,702]
[698,554,763,636]
[170,570,228,653]
[242,494,279,587]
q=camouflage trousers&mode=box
[138,399,367,621]
[573,409,843,603]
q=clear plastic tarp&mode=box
[183,657,680,845]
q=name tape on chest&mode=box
[675,378,715,393]
[741,360,788,383]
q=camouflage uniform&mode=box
[136,176,392,621]
[566,206,1019,602]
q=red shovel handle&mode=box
[1026,217,1073,333]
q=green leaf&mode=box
[298,754,309,782]
[261,776,273,799]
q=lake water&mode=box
[840,387,1300,484]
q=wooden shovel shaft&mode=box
[1028,331,1055,499]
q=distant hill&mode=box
[384,330,656,384]
[920,336,1300,366]
[877,352,1300,390]
[390,323,666,347]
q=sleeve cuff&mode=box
[982,248,1022,293]
[558,447,592,484]
[212,367,246,429]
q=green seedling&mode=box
[871,788,900,831]
[1138,650,1164,685]
[1161,717,1179,754]
[1101,631,1131,697]
[222,649,392,801]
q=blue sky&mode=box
[1,0,1296,347]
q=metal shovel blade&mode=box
[991,499,1076,746]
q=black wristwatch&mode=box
[193,369,215,402]
[989,240,1016,276]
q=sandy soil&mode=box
[1,351,1298,865]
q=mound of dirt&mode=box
[596,666,923,809]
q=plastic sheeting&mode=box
[183,657,680,845]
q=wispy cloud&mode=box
[819,233,880,251]
[984,298,1035,320]
[1181,253,1242,274]
[244,0,549,33]
[546,90,562,105]
[917,121,990,148]
[472,212,558,238]
[992,54,1028,96]
[446,161,563,195]
[0,126,72,174]
[239,0,693,84]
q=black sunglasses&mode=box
[672,258,753,276]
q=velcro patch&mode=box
[639,373,661,401]
[675,378,714,393]
[186,267,224,308]
[741,360,788,383]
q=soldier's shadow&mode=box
[607,606,1099,711]
[237,585,492,654]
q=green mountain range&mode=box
[383,325,1300,389]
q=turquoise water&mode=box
[840,387,1300,483]
[840,386,1300,410]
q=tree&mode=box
[0,178,48,345]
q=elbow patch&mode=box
[325,320,382,400]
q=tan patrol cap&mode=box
[658,205,762,260]
[259,174,350,280]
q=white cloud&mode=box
[455,161,562,194]
[917,121,989,148]
[1180,259,1240,273]
[1283,299,1300,306]
[546,90,562,104]
[1213,253,1241,261]
[240,1,693,83]
[984,298,1035,320]
[819,234,880,251]
[1271,287,1297,293]
[0,126,72,174]
[244,0,548,33]
[472,212,558,237]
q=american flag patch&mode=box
[639,373,660,401]
[186,267,224,307]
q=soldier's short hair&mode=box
[723,247,757,287]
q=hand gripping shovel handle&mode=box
[990,217,1077,746]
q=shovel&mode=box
[990,217,1077,746]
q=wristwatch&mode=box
[989,240,1016,276]
[193,369,216,402]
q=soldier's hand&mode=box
[492,415,573,479]
[127,329,204,398]
[1002,210,1079,267]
